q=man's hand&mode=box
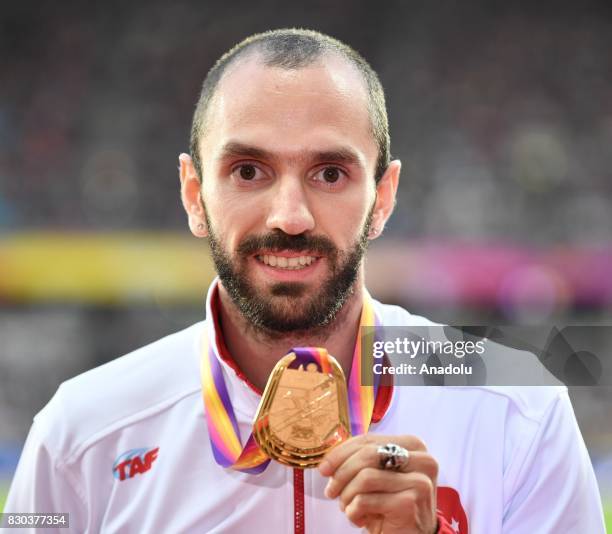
[318,434,438,534]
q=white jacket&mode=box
[4,280,605,533]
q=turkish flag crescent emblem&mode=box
[436,486,468,534]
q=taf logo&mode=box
[113,447,159,481]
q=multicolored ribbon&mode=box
[287,347,333,373]
[200,293,382,474]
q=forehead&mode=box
[201,52,376,167]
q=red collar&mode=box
[209,284,393,424]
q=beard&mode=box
[205,206,374,335]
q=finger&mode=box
[319,434,427,477]
[367,516,384,534]
[345,488,436,533]
[345,490,419,529]
[340,471,434,514]
[326,448,438,499]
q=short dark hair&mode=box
[189,28,390,184]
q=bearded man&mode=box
[4,29,605,534]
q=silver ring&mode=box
[377,443,409,471]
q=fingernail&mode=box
[324,480,333,498]
[318,460,332,476]
[339,500,345,512]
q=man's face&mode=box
[197,53,380,333]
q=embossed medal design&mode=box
[253,349,351,468]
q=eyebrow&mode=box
[217,141,365,168]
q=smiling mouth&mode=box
[255,253,320,270]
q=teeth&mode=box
[258,255,316,269]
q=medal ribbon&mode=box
[200,294,382,474]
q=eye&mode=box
[313,166,347,188]
[239,165,256,180]
[230,163,265,182]
[322,167,340,183]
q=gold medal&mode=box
[253,350,351,468]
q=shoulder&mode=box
[32,321,205,462]
[372,297,567,422]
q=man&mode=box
[4,29,605,533]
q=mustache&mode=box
[236,231,337,257]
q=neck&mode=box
[216,277,366,392]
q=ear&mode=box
[368,160,401,239]
[179,153,208,238]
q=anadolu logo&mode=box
[113,447,159,481]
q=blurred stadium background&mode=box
[1,0,611,526]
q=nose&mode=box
[265,177,315,235]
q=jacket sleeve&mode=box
[502,390,605,533]
[3,421,86,534]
